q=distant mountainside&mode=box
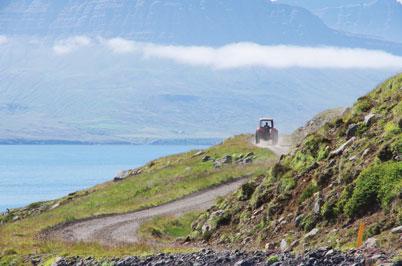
[279,0,402,44]
[0,0,402,52]
[316,0,402,44]
[0,0,401,143]
[1,40,393,143]
[277,0,368,10]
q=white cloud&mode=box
[103,39,402,69]
[53,36,91,55]
[397,0,402,4]
[103,37,139,54]
[0,35,9,45]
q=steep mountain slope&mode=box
[1,0,402,51]
[0,135,275,261]
[277,0,368,10]
[279,0,402,44]
[316,0,402,44]
[191,74,402,255]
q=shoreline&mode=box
[0,138,221,146]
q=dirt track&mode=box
[47,178,248,246]
[47,142,287,246]
[253,138,290,156]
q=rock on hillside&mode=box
[289,107,346,145]
[191,74,402,257]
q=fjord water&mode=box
[0,145,205,212]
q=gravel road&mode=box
[47,141,286,246]
[48,178,248,245]
[253,139,290,156]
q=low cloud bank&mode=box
[51,36,402,69]
[53,36,91,55]
[0,35,9,45]
[104,38,402,69]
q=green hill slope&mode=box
[191,74,402,254]
[0,135,274,262]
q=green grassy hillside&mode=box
[0,135,274,264]
[191,74,402,255]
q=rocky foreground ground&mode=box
[51,247,400,266]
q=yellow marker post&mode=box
[356,222,365,248]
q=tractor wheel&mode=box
[255,133,260,144]
[272,131,278,145]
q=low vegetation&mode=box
[1,74,401,264]
[138,212,201,242]
[344,161,402,218]
[191,74,402,256]
[0,135,274,263]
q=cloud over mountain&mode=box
[102,39,402,69]
[53,36,92,55]
[0,35,9,45]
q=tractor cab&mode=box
[259,118,274,129]
[255,117,278,145]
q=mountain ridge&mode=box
[1,0,402,52]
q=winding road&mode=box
[47,178,248,246]
[254,141,290,156]
[47,141,289,246]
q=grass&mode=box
[138,212,201,242]
[0,134,275,259]
[299,180,318,203]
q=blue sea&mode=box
[0,145,206,212]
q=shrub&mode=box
[354,96,374,113]
[320,200,336,221]
[301,213,316,231]
[271,163,290,180]
[266,255,279,264]
[280,176,296,193]
[1,249,17,256]
[64,215,76,223]
[303,135,330,159]
[299,180,318,203]
[391,138,402,155]
[384,122,400,135]
[250,185,273,210]
[334,185,353,216]
[237,182,256,201]
[317,145,329,161]
[288,150,315,172]
[344,162,402,218]
[27,201,43,209]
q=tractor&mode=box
[255,118,278,145]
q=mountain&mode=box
[316,0,402,44]
[278,0,402,44]
[0,0,401,143]
[191,74,402,253]
[1,0,402,51]
[0,40,395,143]
[277,0,369,10]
